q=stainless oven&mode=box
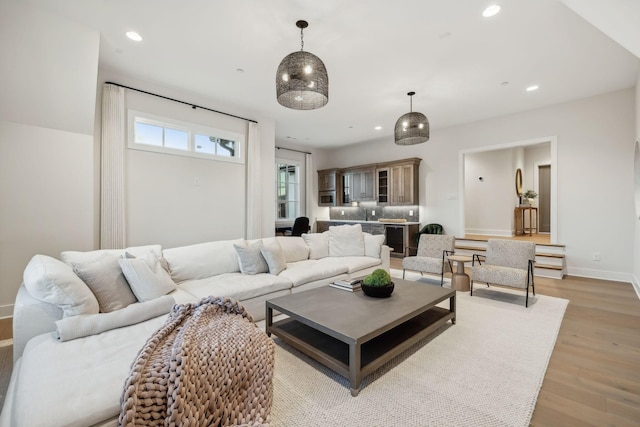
[319,190,336,206]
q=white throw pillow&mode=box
[364,233,386,258]
[23,254,99,318]
[260,240,287,275]
[71,253,138,313]
[302,232,329,259]
[234,241,269,275]
[162,239,243,283]
[118,252,177,302]
[329,224,365,257]
[275,236,310,263]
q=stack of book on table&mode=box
[329,279,362,292]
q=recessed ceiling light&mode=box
[526,85,539,92]
[375,126,382,130]
[482,5,501,18]
[126,31,143,42]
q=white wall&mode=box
[0,3,99,135]
[464,149,516,236]
[0,4,99,316]
[321,89,636,282]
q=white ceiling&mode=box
[28,0,639,148]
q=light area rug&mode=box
[264,269,568,427]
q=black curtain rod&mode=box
[105,81,258,124]
[276,146,311,155]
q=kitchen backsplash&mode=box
[329,203,419,222]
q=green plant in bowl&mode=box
[362,269,394,298]
[363,269,392,286]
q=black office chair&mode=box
[288,217,310,236]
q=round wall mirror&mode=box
[634,140,640,219]
[515,168,523,197]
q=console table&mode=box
[514,206,538,236]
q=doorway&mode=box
[458,136,558,244]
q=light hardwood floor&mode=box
[390,257,640,426]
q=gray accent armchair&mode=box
[471,239,536,307]
[402,234,455,286]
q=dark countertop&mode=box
[316,219,420,225]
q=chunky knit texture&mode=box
[119,296,274,427]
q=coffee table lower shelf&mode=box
[268,306,453,396]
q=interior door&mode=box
[538,165,551,233]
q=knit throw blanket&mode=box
[119,296,274,427]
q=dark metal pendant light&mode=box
[276,20,329,110]
[394,91,429,145]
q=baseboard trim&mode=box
[632,274,640,300]
[464,228,512,237]
[0,304,13,319]
[567,267,635,286]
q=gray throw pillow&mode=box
[234,241,269,275]
[72,253,137,312]
[118,253,177,302]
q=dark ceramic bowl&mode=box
[361,282,394,298]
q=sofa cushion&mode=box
[315,256,382,275]
[234,241,269,275]
[178,272,292,301]
[278,259,348,287]
[72,253,138,313]
[364,233,386,258]
[118,252,177,302]
[275,236,310,263]
[162,239,243,283]
[60,245,164,267]
[260,240,287,275]
[302,232,329,259]
[23,254,99,318]
[471,265,529,289]
[329,224,365,256]
[55,295,175,342]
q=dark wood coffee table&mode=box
[266,278,456,396]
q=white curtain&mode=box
[100,83,126,249]
[305,153,313,219]
[246,122,262,239]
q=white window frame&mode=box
[127,110,245,164]
[275,160,301,222]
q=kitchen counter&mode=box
[316,219,420,257]
[315,219,420,225]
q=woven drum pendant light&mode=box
[394,92,429,145]
[276,20,329,110]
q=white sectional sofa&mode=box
[1,225,390,427]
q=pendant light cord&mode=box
[300,27,304,51]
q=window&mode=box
[128,111,244,163]
[276,162,300,221]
